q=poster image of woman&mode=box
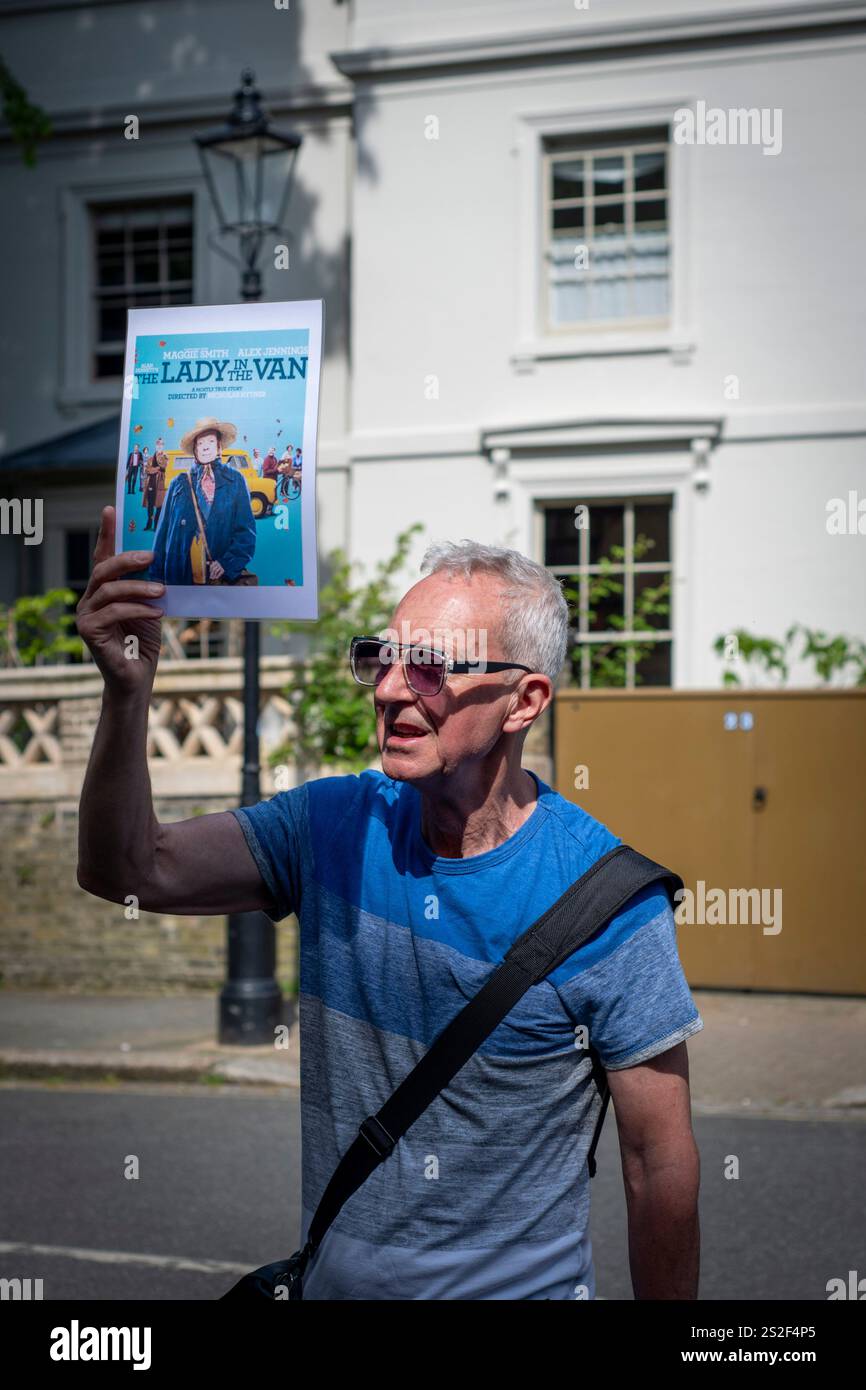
[147,417,256,585]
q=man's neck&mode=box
[419,766,538,859]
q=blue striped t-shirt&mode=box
[232,768,703,1300]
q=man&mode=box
[147,417,255,585]
[142,448,167,532]
[75,520,702,1300]
[125,443,142,495]
[261,445,279,481]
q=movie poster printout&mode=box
[114,299,322,619]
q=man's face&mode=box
[194,432,220,465]
[373,570,535,787]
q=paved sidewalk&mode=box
[0,989,863,1114]
[687,991,866,1117]
[0,992,299,1087]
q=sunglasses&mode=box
[350,635,533,698]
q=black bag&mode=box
[220,844,683,1300]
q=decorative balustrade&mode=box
[0,658,302,800]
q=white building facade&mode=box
[1,0,864,684]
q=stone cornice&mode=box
[0,84,352,150]
[331,1,866,81]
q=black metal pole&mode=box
[218,252,283,1042]
[219,621,284,1043]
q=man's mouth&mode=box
[386,721,428,742]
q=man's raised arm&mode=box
[75,507,276,918]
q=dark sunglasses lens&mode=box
[407,646,444,695]
[353,641,390,685]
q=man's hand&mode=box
[75,506,164,695]
[208,559,225,581]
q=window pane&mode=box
[134,253,160,283]
[634,197,667,227]
[552,205,585,234]
[590,645,627,688]
[588,584,624,633]
[550,278,591,324]
[97,254,125,288]
[548,236,591,324]
[593,156,624,196]
[634,504,670,562]
[552,159,585,200]
[634,640,672,686]
[588,505,624,564]
[96,226,124,249]
[630,232,669,314]
[593,202,625,232]
[634,571,672,631]
[99,302,127,338]
[634,151,666,192]
[544,507,582,566]
[168,251,193,281]
[131,226,158,249]
[590,276,629,320]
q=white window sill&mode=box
[511,331,695,370]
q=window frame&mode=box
[59,176,212,408]
[541,495,675,689]
[90,199,195,382]
[542,136,670,335]
[511,98,694,367]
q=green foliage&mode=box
[269,524,424,774]
[0,58,51,165]
[0,589,83,667]
[714,623,866,687]
[562,535,671,687]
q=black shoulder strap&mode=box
[303,844,683,1264]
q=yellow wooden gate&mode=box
[554,689,866,994]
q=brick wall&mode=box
[0,795,298,993]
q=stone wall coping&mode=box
[0,655,302,702]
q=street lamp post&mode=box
[195,70,302,1044]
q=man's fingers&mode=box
[81,548,155,604]
[81,578,164,614]
[77,602,164,634]
[92,507,116,567]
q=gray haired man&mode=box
[76,516,702,1300]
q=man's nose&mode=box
[375,655,416,704]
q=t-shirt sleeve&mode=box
[230,783,308,923]
[556,883,703,1070]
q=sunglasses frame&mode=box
[349,634,533,697]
